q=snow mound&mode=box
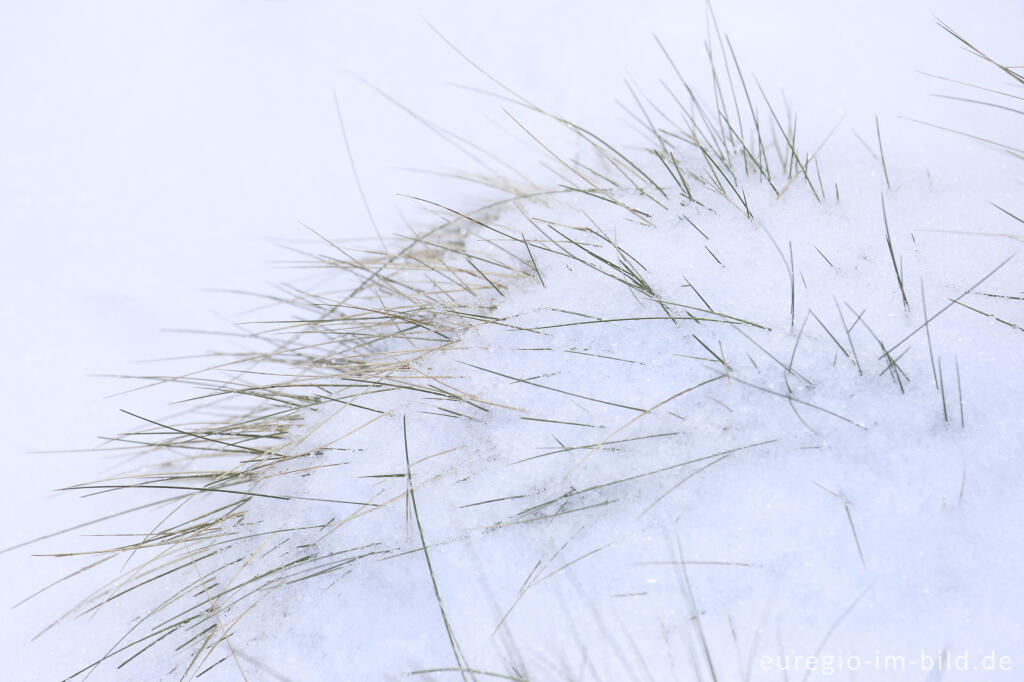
[39,25,1024,682]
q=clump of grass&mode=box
[12,19,1021,682]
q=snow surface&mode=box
[3,1,1023,680]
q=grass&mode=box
[10,16,1023,682]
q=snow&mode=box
[3,1,1023,680]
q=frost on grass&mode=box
[34,25,1024,682]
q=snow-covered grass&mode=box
[5,4,1024,681]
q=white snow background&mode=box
[2,1,1022,680]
